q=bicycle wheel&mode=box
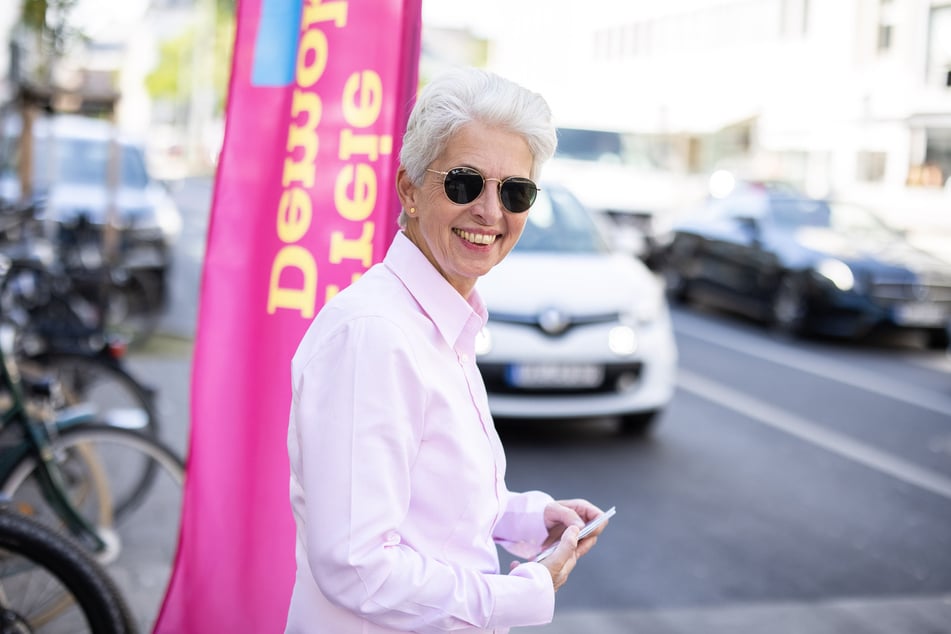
[19,351,160,438]
[0,508,136,633]
[16,352,163,521]
[0,424,184,632]
[0,423,183,529]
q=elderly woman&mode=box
[285,67,608,634]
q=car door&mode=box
[693,194,776,314]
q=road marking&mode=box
[677,369,951,501]
[673,315,951,418]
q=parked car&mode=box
[663,185,951,348]
[475,182,678,434]
[0,113,183,314]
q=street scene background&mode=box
[1,0,951,632]
[137,174,951,632]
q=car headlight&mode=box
[608,325,638,355]
[815,258,854,291]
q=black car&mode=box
[663,188,951,348]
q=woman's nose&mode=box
[473,179,505,222]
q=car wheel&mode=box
[771,275,807,335]
[924,327,950,350]
[619,410,659,436]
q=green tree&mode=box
[145,1,236,117]
[17,0,85,84]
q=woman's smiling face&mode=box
[398,121,534,297]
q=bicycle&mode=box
[0,201,165,449]
[0,199,163,352]
[0,502,136,633]
[0,322,184,630]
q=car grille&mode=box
[489,311,620,337]
[869,279,951,306]
[478,362,643,395]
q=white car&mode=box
[1,114,183,309]
[476,183,678,434]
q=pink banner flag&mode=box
[155,0,421,630]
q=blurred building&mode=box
[482,0,951,221]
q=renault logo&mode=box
[538,308,571,335]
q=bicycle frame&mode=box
[0,325,108,552]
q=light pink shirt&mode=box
[285,232,555,633]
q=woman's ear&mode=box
[396,166,418,212]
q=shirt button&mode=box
[459,353,469,364]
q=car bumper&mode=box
[807,282,951,338]
[476,317,678,420]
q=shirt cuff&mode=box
[486,562,554,629]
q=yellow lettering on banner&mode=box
[342,71,382,127]
[268,245,318,317]
[334,164,375,221]
[268,1,350,319]
[297,30,329,88]
[302,0,348,29]
[284,90,322,187]
[329,222,375,267]
[268,5,403,320]
[276,188,313,242]
[338,129,392,162]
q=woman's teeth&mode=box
[454,229,497,245]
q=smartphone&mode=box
[534,506,616,563]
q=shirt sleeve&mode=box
[493,489,554,560]
[292,315,554,632]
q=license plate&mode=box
[507,363,604,388]
[895,302,948,327]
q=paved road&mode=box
[117,177,951,633]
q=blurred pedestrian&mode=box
[285,66,609,633]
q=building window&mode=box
[923,128,951,188]
[856,151,887,182]
[877,24,892,51]
[877,0,895,54]
[928,6,951,88]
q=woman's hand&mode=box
[537,499,608,590]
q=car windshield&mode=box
[1,135,149,190]
[514,186,610,254]
[768,197,832,228]
[716,193,899,238]
[555,127,660,169]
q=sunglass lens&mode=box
[500,178,538,213]
[444,168,484,205]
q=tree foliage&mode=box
[144,2,236,116]
[18,0,85,79]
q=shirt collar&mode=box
[385,232,487,351]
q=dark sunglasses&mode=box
[426,167,539,213]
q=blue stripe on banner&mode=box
[251,0,304,86]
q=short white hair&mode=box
[397,67,557,226]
